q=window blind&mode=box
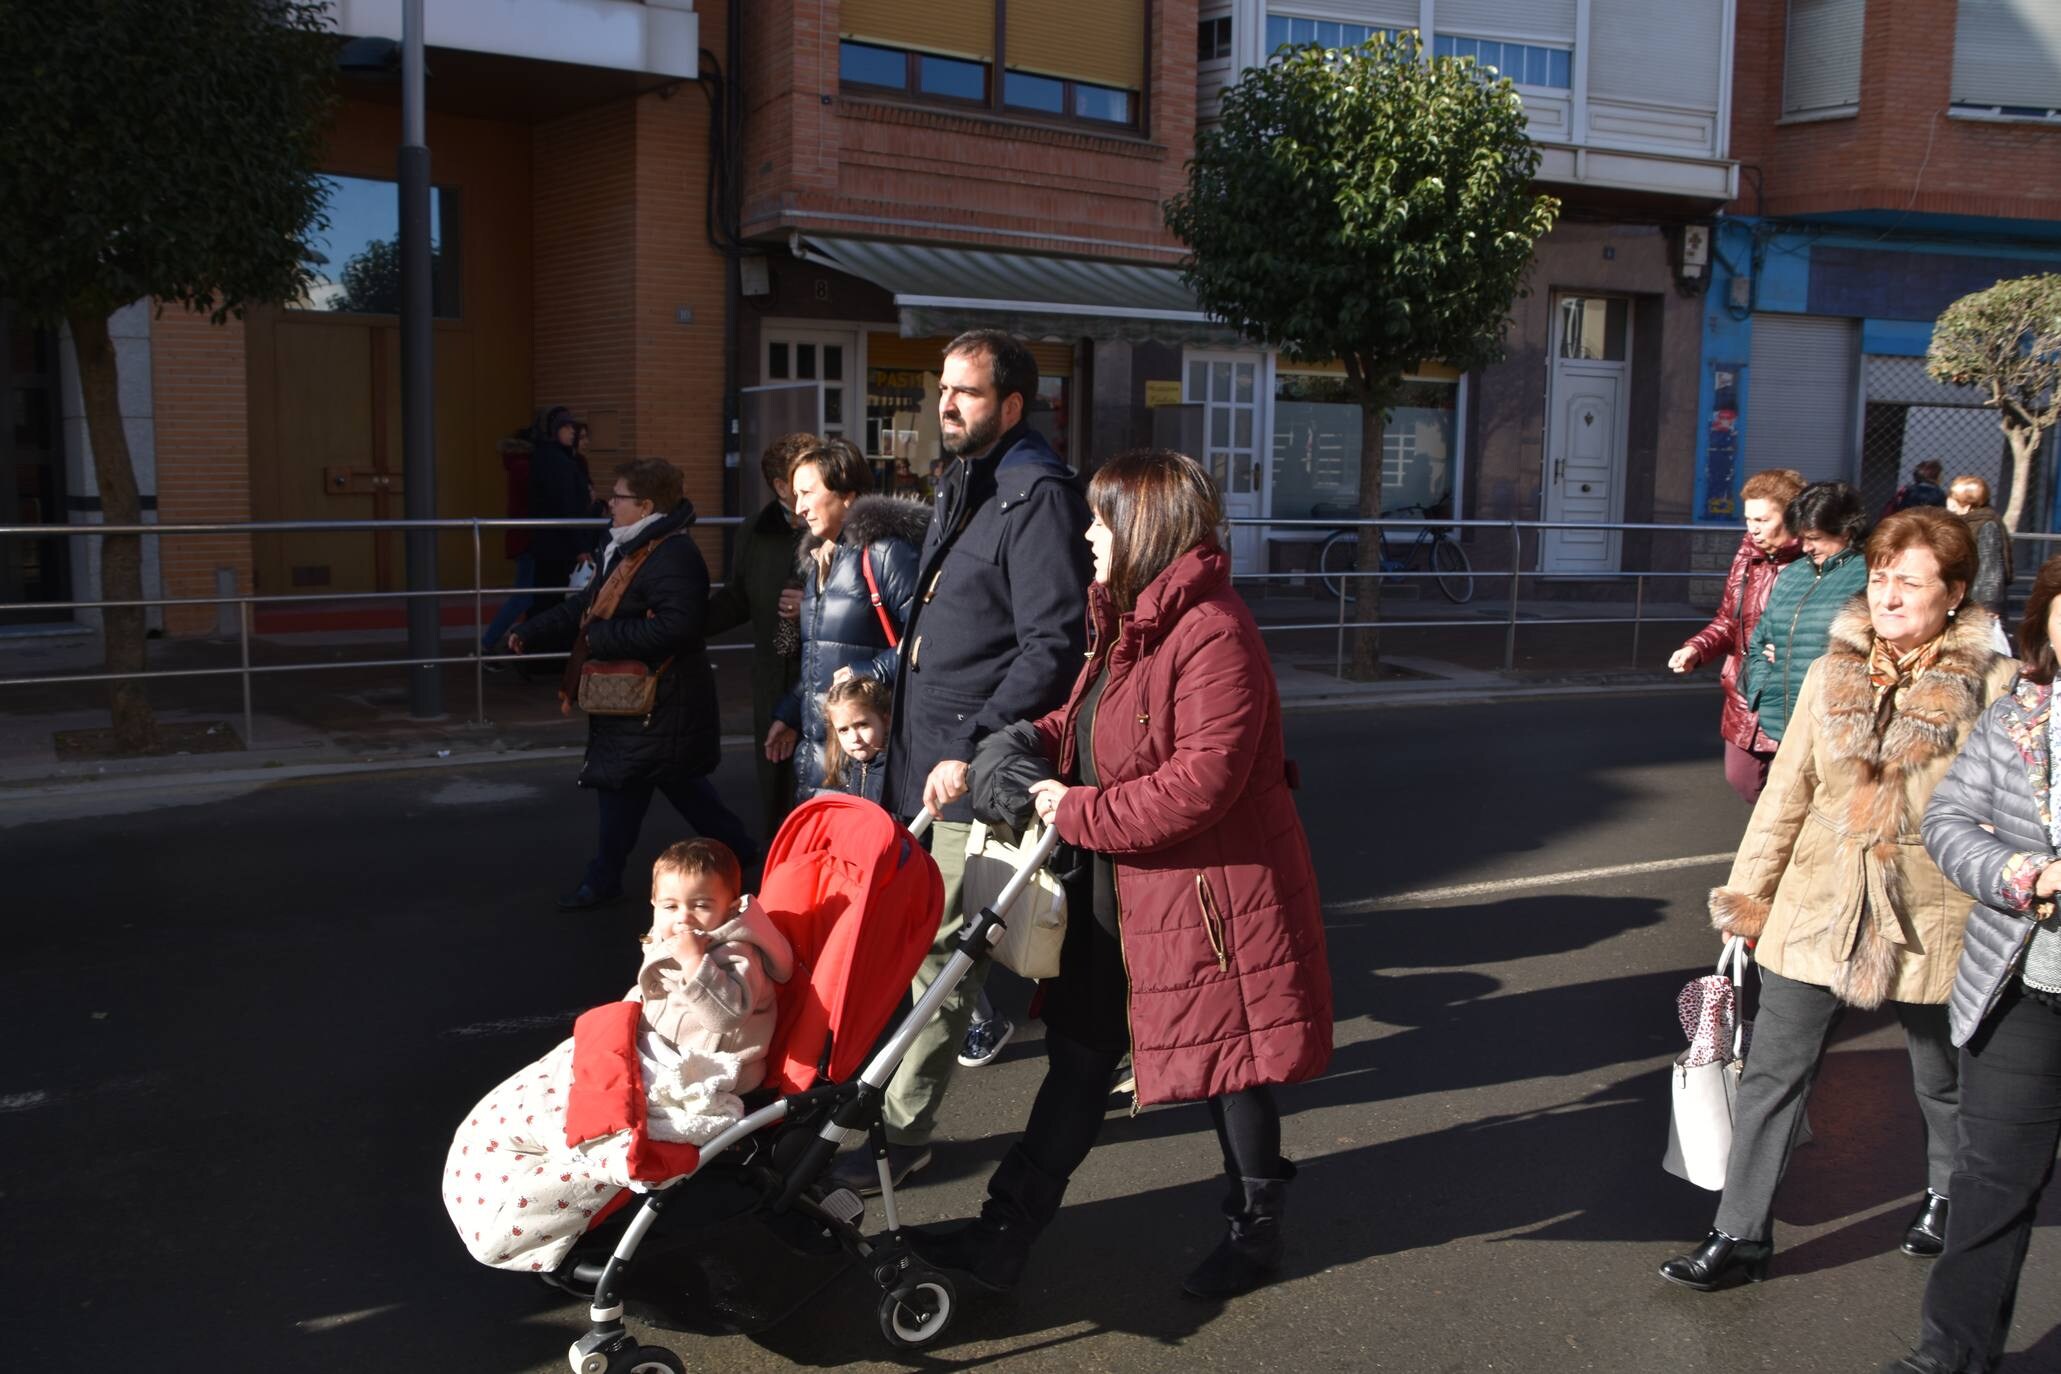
[1951,0,2061,110]
[842,0,995,63]
[1586,0,1722,110]
[1006,0,1144,90]
[1783,0,1865,116]
[1434,0,1576,45]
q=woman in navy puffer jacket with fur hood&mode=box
[765,440,926,801]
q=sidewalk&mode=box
[0,584,1708,788]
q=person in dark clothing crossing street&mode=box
[527,405,597,617]
[825,329,1092,1193]
[508,458,756,911]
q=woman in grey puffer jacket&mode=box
[1903,555,2061,1374]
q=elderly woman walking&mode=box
[762,438,925,800]
[510,458,757,910]
[1743,481,1870,748]
[1887,555,2061,1374]
[1671,468,1807,802]
[915,448,1332,1303]
[1660,508,2017,1291]
[1945,475,2012,621]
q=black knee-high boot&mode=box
[1182,1158,1296,1300]
[909,1145,1070,1292]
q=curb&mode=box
[0,678,1711,797]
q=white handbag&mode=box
[1662,936,1750,1191]
[961,817,1069,979]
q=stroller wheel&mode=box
[876,1271,956,1349]
[614,1346,685,1374]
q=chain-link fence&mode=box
[1859,355,2049,525]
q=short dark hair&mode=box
[1786,481,1868,546]
[1866,506,1977,591]
[762,432,819,487]
[944,329,1039,412]
[2020,555,2061,685]
[789,437,872,496]
[1914,460,1944,483]
[651,838,741,897]
[1087,449,1224,612]
[614,457,684,512]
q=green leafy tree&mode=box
[338,236,404,315]
[1165,31,1558,675]
[0,0,335,750]
[1926,274,2061,533]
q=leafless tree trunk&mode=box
[67,307,160,752]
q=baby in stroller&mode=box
[443,839,792,1274]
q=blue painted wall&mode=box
[1691,216,2061,524]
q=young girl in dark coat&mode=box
[818,675,892,804]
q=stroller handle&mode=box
[906,805,935,841]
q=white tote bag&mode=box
[961,817,1068,979]
[1662,936,1750,1191]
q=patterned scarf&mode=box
[1868,632,1946,733]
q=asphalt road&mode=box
[4,692,2056,1373]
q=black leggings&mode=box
[1019,1028,1281,1184]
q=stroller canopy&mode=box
[758,795,945,1094]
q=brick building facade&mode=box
[1696,0,2061,532]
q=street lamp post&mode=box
[398,0,441,718]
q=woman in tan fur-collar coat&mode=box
[1660,509,2016,1295]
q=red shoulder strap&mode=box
[860,548,899,649]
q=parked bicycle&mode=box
[1315,501,1474,604]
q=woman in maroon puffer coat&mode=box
[1669,467,1804,803]
[912,448,1332,1303]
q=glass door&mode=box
[1185,350,1263,570]
[761,327,858,445]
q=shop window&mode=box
[864,333,1072,485]
[293,173,461,317]
[841,0,1144,131]
[2,308,69,618]
[1271,372,1457,519]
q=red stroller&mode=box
[555,794,1057,1374]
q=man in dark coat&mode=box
[510,458,755,910]
[829,329,1092,1191]
[527,405,597,615]
[706,433,813,842]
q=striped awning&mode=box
[795,236,1242,346]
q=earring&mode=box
[1948,606,1959,618]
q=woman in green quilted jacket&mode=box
[1744,481,1871,744]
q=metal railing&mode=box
[2,514,2052,744]
[0,515,735,745]
[1226,515,2059,680]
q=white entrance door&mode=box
[1185,350,1263,569]
[761,326,859,444]
[1541,295,1631,574]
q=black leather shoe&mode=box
[1901,1191,1950,1257]
[556,882,625,912]
[1659,1230,1773,1291]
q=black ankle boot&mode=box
[1182,1159,1296,1300]
[1900,1191,1950,1258]
[1658,1229,1773,1291]
[909,1145,1068,1293]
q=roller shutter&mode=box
[1746,314,1860,485]
[1006,0,1144,89]
[842,0,994,62]
[1784,0,1865,117]
[1951,0,2061,110]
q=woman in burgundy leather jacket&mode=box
[1671,468,1805,802]
[914,448,1332,1305]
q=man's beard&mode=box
[941,407,1005,458]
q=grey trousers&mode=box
[1714,967,1960,1242]
[882,819,990,1147]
